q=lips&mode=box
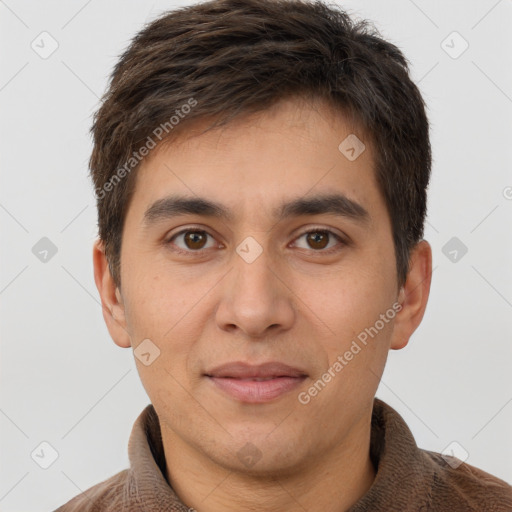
[205,361,307,379]
[205,362,307,403]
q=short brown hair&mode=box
[89,0,431,289]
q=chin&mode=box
[213,426,309,474]
[215,443,308,480]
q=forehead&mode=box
[127,96,385,226]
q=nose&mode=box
[214,247,296,339]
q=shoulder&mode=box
[422,449,512,511]
[53,469,131,512]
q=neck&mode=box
[160,411,376,512]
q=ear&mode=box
[390,240,432,350]
[92,239,131,348]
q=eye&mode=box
[165,227,346,256]
[292,229,345,253]
[167,229,218,254]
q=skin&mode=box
[93,96,432,512]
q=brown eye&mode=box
[293,229,345,253]
[168,229,216,253]
[306,231,329,250]
[184,231,207,250]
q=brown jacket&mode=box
[54,398,512,511]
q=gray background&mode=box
[1,0,511,510]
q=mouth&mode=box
[204,361,308,403]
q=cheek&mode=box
[315,264,392,330]
[121,259,186,336]
[310,284,395,412]
[305,254,396,383]
[122,267,215,376]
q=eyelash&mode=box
[165,227,347,257]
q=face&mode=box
[94,96,431,476]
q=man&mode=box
[55,0,512,510]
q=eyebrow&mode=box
[142,193,370,228]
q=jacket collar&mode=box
[127,397,434,511]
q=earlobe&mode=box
[92,239,132,349]
[390,240,432,351]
